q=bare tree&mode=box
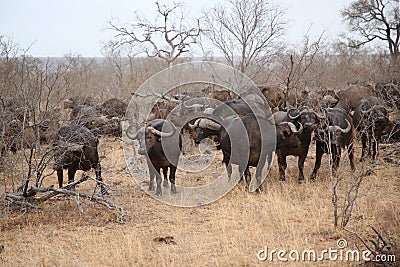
[203,0,286,77]
[341,0,400,64]
[274,31,327,108]
[108,1,201,67]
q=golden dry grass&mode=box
[0,139,399,266]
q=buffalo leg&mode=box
[245,167,251,183]
[372,134,378,162]
[332,146,341,174]
[57,169,64,188]
[148,166,155,191]
[348,142,355,171]
[155,167,162,196]
[169,166,177,194]
[277,151,286,181]
[360,134,368,161]
[67,167,77,184]
[297,154,307,182]
[67,166,77,190]
[255,153,267,192]
[94,162,107,195]
[225,161,232,181]
[239,165,249,183]
[310,142,324,181]
[163,167,169,187]
[367,134,372,157]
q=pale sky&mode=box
[0,0,352,57]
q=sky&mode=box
[0,0,352,57]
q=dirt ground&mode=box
[1,138,399,266]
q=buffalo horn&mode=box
[147,124,175,137]
[287,108,301,120]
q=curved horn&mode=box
[295,121,303,134]
[206,120,221,130]
[147,123,176,138]
[279,121,300,134]
[189,118,201,129]
[287,108,301,120]
[360,104,374,114]
[334,119,352,133]
[126,126,139,140]
[287,121,303,134]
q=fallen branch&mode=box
[3,175,125,223]
[30,185,125,222]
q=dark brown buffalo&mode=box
[310,108,355,180]
[273,107,324,182]
[126,119,182,196]
[353,97,390,161]
[53,124,106,194]
[219,113,302,191]
[334,84,376,112]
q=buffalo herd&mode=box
[1,81,399,195]
[127,82,398,195]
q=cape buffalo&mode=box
[353,97,391,162]
[334,84,376,112]
[310,108,355,180]
[274,107,324,182]
[126,119,182,196]
[53,124,106,194]
[219,113,302,191]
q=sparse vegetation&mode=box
[1,0,400,265]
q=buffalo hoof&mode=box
[155,188,162,196]
[163,180,169,188]
[148,183,154,191]
[254,186,263,193]
[171,185,177,194]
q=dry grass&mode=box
[0,139,399,266]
